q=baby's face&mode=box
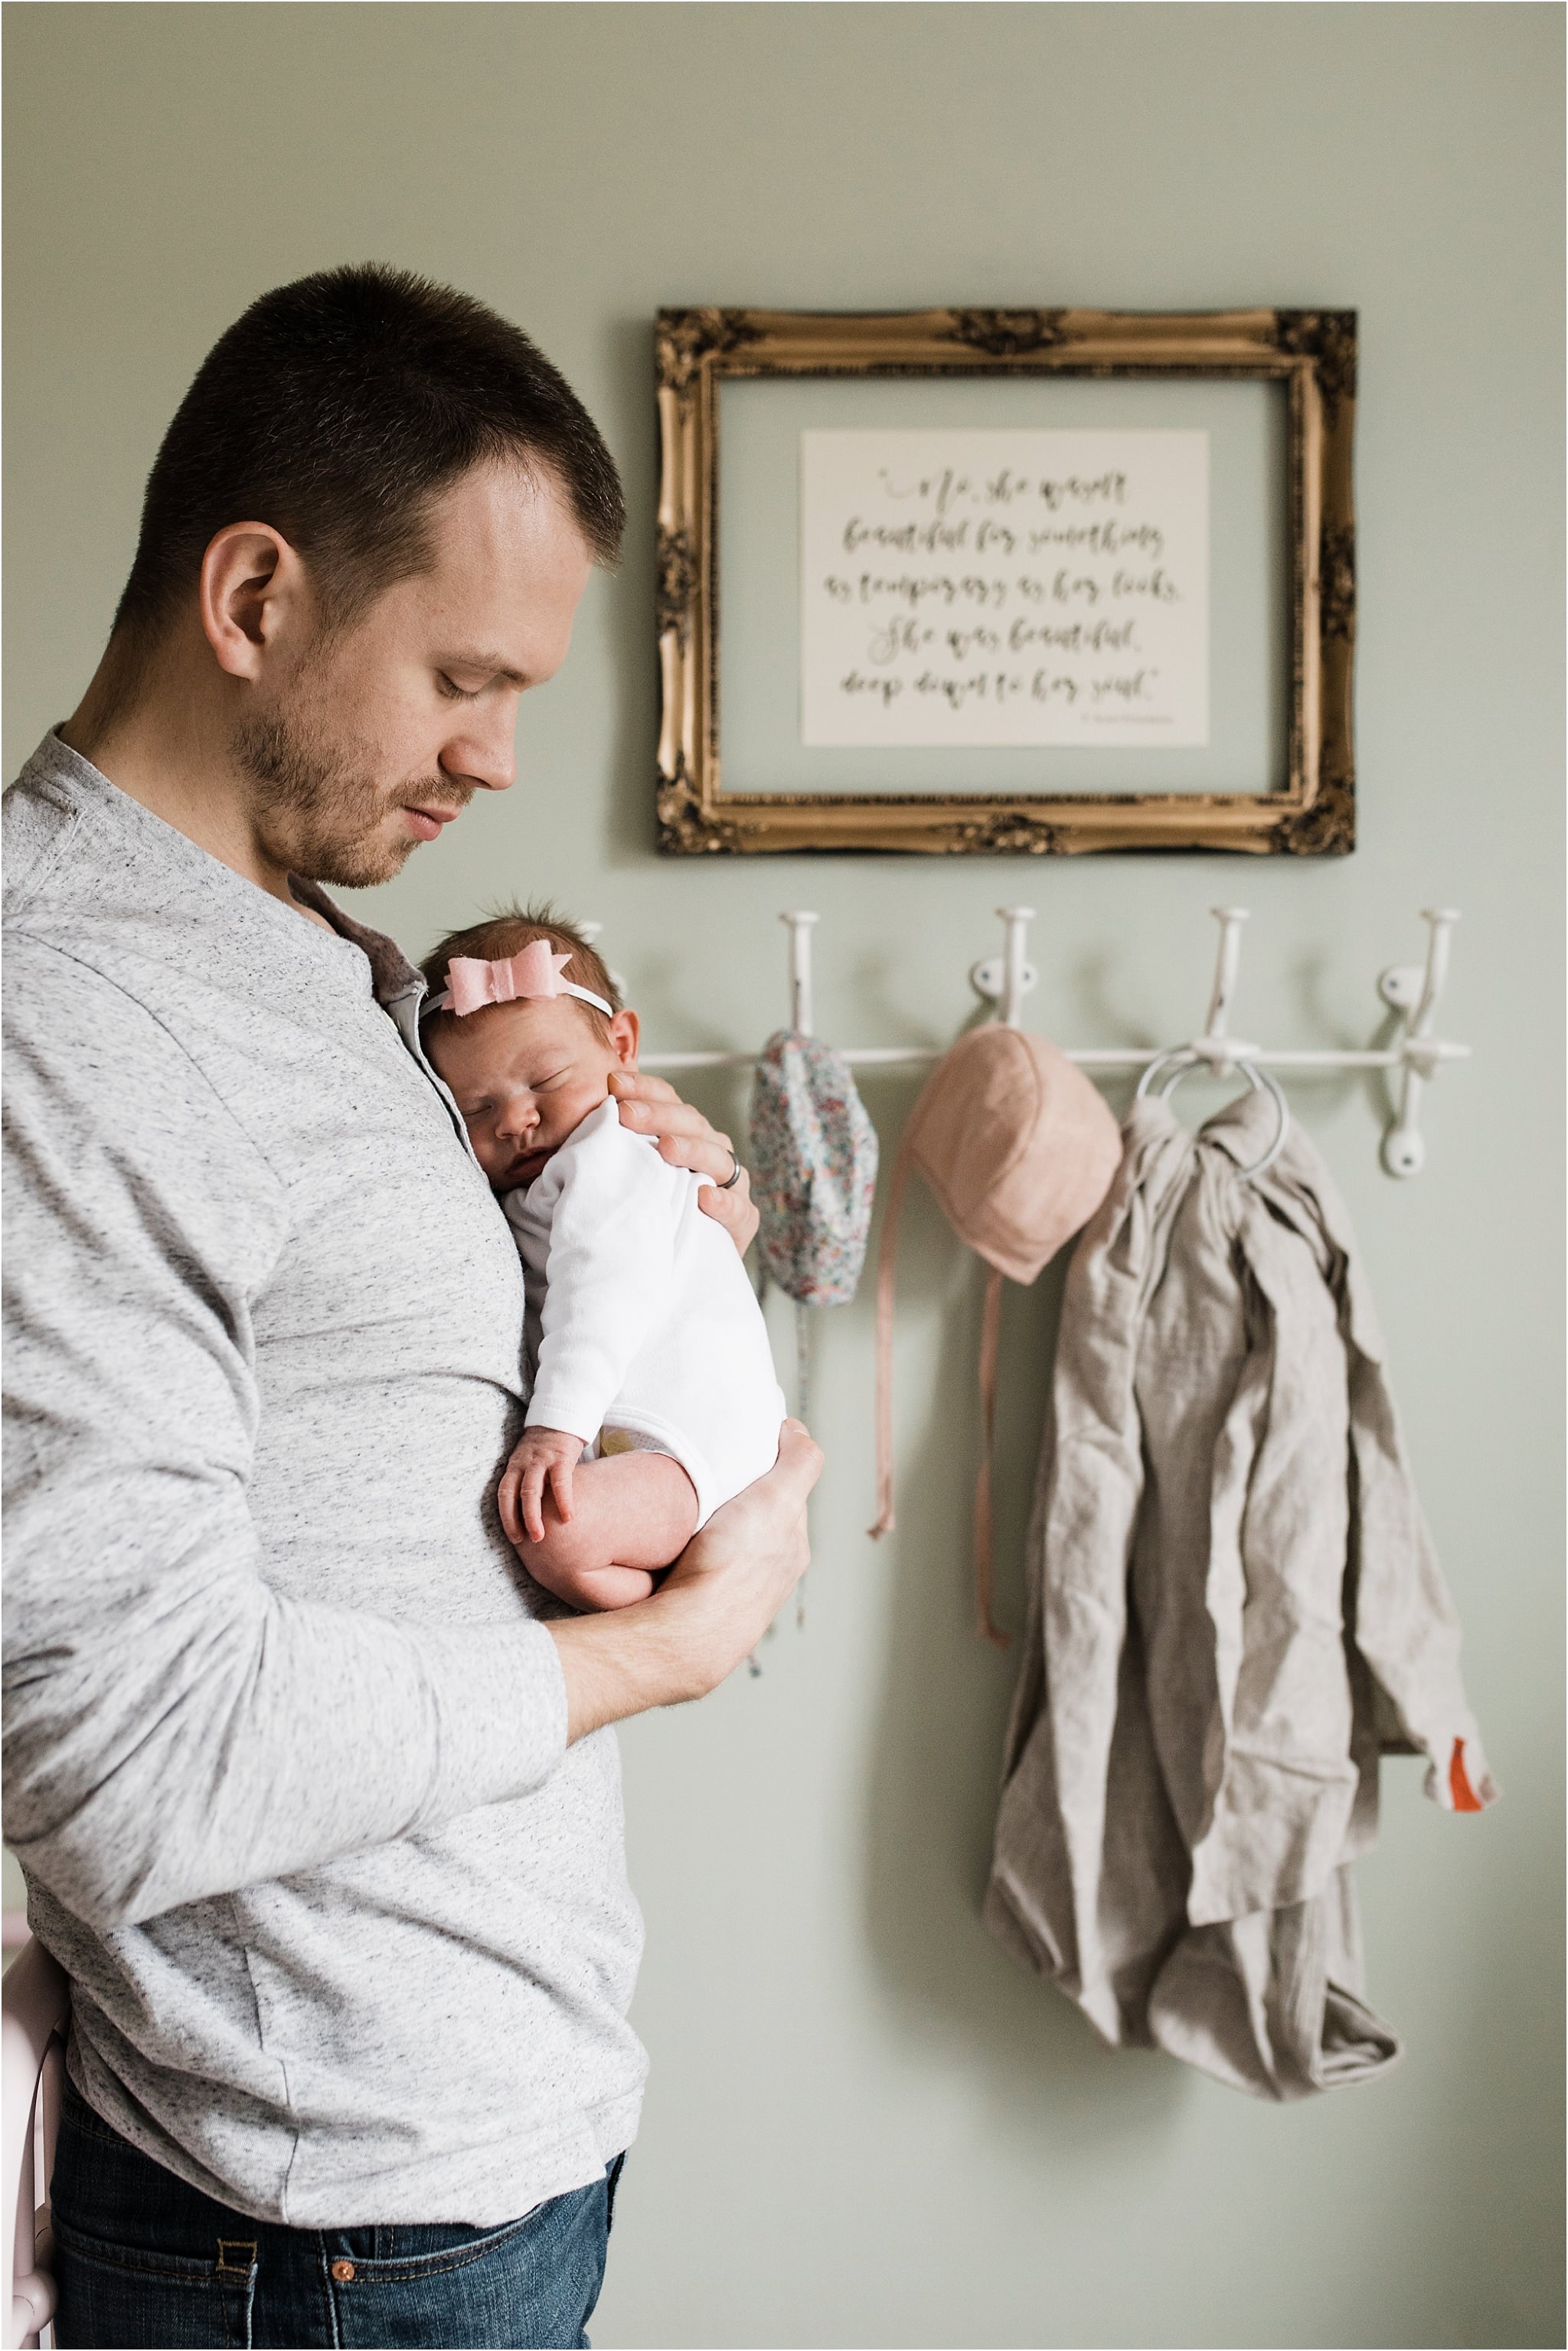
[426,995,640,1190]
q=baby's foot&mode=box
[508,1449,696,1610]
[526,1556,655,1613]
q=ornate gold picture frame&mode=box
[655,306,1355,856]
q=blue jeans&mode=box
[51,2075,625,2349]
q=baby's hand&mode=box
[500,1426,586,1547]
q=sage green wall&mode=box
[5,7,1562,2345]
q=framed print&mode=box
[654,307,1356,856]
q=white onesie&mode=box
[504,1097,788,1528]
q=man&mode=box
[3,264,819,2349]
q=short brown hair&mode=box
[420,905,622,1044]
[113,263,624,646]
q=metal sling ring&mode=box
[1135,1048,1291,1182]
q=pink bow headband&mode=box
[423,938,613,1021]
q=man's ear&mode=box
[198,522,311,681]
[608,1009,640,1069]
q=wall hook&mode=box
[576,920,628,1002]
[970,906,1038,1028]
[781,910,819,1035]
[1380,909,1462,1178]
[1192,906,1257,1074]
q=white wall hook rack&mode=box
[632,902,1471,1177]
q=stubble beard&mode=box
[234,696,469,890]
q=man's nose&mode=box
[442,705,517,794]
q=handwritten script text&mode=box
[800,430,1210,748]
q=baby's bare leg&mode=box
[515,1451,700,1613]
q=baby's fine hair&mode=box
[420,904,622,1042]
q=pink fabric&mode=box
[973,1264,1007,1650]
[867,1025,1124,1643]
[446,940,576,1018]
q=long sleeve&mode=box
[1262,1127,1498,1812]
[1343,1288,1498,1810]
[521,1110,683,1444]
[2,948,567,1931]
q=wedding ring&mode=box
[718,1149,743,1190]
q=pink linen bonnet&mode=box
[871,1022,1123,1640]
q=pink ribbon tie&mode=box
[430,938,613,1021]
[446,940,573,1018]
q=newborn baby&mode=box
[420,909,788,1612]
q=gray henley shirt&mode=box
[2,734,647,2226]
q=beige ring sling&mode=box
[868,1023,1122,1645]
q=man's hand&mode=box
[545,1421,822,1741]
[500,1426,584,1548]
[607,1069,758,1256]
